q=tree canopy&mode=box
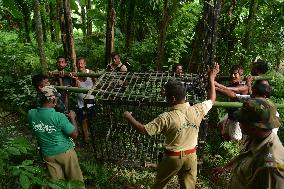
[0,0,282,73]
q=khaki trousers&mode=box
[154,153,197,189]
[43,148,85,188]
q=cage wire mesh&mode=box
[195,0,222,171]
[83,71,208,166]
[58,0,221,168]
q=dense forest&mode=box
[0,0,284,188]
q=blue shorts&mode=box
[76,106,96,122]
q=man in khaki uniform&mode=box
[212,98,284,189]
[123,63,219,189]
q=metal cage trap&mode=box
[58,71,209,167]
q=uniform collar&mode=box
[171,102,190,111]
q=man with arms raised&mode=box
[123,63,219,189]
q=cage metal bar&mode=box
[58,71,282,166]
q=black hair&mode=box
[172,64,183,73]
[76,57,85,63]
[164,80,186,102]
[38,93,50,105]
[252,59,268,75]
[56,56,66,61]
[230,64,244,76]
[111,52,120,58]
[32,74,48,89]
[252,80,272,98]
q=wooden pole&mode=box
[217,75,273,81]
[49,70,105,78]
[53,85,284,108]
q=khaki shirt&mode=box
[228,133,284,189]
[144,100,213,151]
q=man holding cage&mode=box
[212,98,284,188]
[123,63,219,189]
[27,86,85,188]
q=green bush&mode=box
[0,74,36,114]
[266,71,284,142]
[0,128,46,188]
[79,158,156,188]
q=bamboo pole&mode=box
[214,101,284,108]
[49,71,199,81]
[217,75,273,81]
[50,70,273,82]
[49,70,105,78]
[54,86,284,108]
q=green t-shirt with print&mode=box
[28,108,75,157]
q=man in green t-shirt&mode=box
[28,85,85,187]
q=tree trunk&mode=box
[57,0,68,57]
[188,20,202,73]
[119,0,127,34]
[105,0,115,66]
[48,0,56,41]
[15,0,31,43]
[81,3,86,38]
[156,0,170,71]
[242,0,258,50]
[22,2,31,43]
[45,0,52,41]
[41,3,47,42]
[222,0,238,65]
[86,0,92,36]
[33,0,48,73]
[23,16,31,43]
[210,0,222,66]
[240,0,258,64]
[55,0,61,42]
[188,0,222,73]
[86,0,92,54]
[125,0,136,52]
[63,0,77,72]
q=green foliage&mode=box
[2,0,23,19]
[0,0,284,187]
[0,128,45,188]
[267,71,284,99]
[80,160,110,187]
[266,71,284,142]
[126,37,158,72]
[0,32,37,74]
[201,135,239,188]
[74,34,106,71]
[80,160,155,188]
[203,136,239,169]
[166,1,202,66]
[0,75,36,113]
[0,31,63,113]
[217,0,284,70]
[0,120,85,189]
